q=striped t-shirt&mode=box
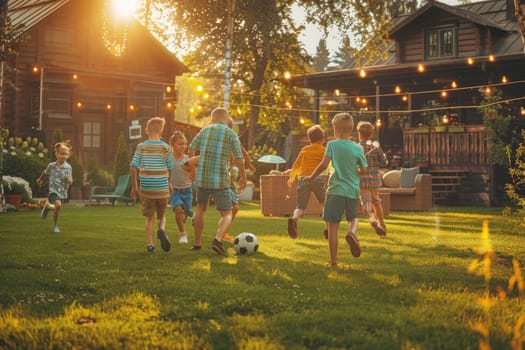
[130,140,174,199]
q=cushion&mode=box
[400,167,420,188]
[382,170,401,188]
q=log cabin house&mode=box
[1,0,189,170]
[287,0,525,206]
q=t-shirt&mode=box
[289,143,325,181]
[325,139,367,199]
[171,155,192,189]
[130,140,174,199]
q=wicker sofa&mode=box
[379,168,433,211]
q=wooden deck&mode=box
[403,126,492,205]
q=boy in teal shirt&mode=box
[305,112,367,267]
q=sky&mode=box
[294,0,468,56]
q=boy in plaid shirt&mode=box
[358,121,388,235]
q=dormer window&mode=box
[424,25,456,59]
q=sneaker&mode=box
[178,235,188,244]
[41,204,49,219]
[223,232,235,243]
[345,232,361,257]
[147,245,155,252]
[53,225,60,233]
[323,229,328,240]
[157,229,171,252]
[189,245,201,251]
[287,218,298,239]
[371,222,387,236]
[211,239,226,256]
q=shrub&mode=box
[113,132,130,180]
[2,176,33,202]
[1,129,50,197]
[86,159,114,187]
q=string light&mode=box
[417,64,425,73]
[395,85,401,93]
[441,91,448,98]
[502,75,508,83]
[359,68,367,78]
[467,57,474,65]
[102,9,128,57]
[451,81,457,88]
[488,54,495,62]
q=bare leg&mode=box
[174,206,187,235]
[53,199,62,226]
[292,208,304,220]
[146,216,154,246]
[327,221,339,266]
[193,202,207,247]
[216,210,233,241]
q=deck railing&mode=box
[403,125,491,169]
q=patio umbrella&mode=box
[257,154,287,170]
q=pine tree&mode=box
[312,38,331,71]
[333,35,357,69]
[113,132,130,181]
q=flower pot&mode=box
[4,194,23,209]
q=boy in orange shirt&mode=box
[287,125,326,239]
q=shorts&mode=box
[141,197,169,218]
[297,176,325,211]
[170,187,194,217]
[48,193,64,203]
[360,189,382,213]
[196,187,232,211]
[230,187,239,205]
[322,194,358,223]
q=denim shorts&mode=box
[170,187,194,217]
[196,187,232,211]
[230,187,239,204]
[322,194,358,223]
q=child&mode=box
[357,121,388,236]
[130,117,174,253]
[36,140,73,233]
[188,107,247,255]
[223,117,257,242]
[168,131,198,244]
[287,124,327,239]
[304,113,367,267]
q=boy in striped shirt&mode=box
[358,121,388,236]
[130,117,175,252]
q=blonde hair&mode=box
[331,113,354,134]
[54,140,72,153]
[357,121,374,140]
[146,117,165,134]
[169,130,187,147]
[211,107,230,124]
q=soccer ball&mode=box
[233,232,259,255]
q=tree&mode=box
[312,38,331,71]
[113,132,130,181]
[141,0,422,148]
[333,35,357,69]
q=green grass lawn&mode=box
[0,202,523,349]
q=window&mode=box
[46,87,72,118]
[83,121,101,148]
[425,26,456,59]
[45,27,73,48]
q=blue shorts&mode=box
[322,194,358,223]
[196,187,232,211]
[297,176,325,210]
[170,187,194,217]
[230,187,239,204]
